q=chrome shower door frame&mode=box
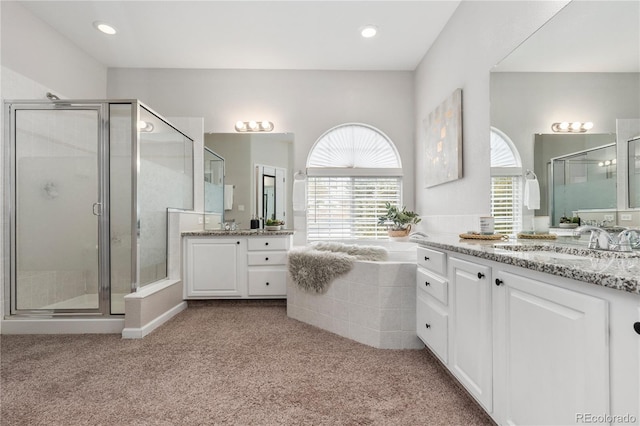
[4,101,111,316]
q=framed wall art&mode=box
[423,88,462,187]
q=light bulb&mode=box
[260,121,273,131]
[582,122,594,130]
[570,122,582,131]
[612,158,617,164]
[559,122,570,130]
[604,160,611,166]
[93,21,117,35]
[248,121,258,130]
[235,121,246,132]
[598,162,604,167]
[137,120,153,132]
[360,25,378,38]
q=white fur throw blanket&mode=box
[288,242,388,293]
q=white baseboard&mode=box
[1,317,125,334]
[121,301,187,339]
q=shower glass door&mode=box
[11,106,105,313]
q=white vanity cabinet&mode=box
[416,247,449,363]
[246,236,289,297]
[184,237,246,297]
[492,269,609,426]
[449,257,493,411]
[184,234,291,299]
[415,245,640,426]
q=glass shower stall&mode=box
[4,100,193,316]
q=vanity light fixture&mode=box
[598,158,616,167]
[235,120,274,132]
[93,21,117,35]
[551,121,594,133]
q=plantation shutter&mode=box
[491,176,523,235]
[490,127,523,235]
[307,176,402,241]
[306,123,403,241]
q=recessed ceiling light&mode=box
[360,25,378,38]
[93,21,117,35]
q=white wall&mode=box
[108,68,415,244]
[0,1,107,99]
[413,1,568,235]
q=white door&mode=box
[496,270,609,426]
[449,257,493,411]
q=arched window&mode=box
[306,123,403,241]
[490,127,523,235]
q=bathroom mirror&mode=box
[204,133,294,228]
[550,143,617,225]
[203,147,224,229]
[490,0,640,224]
[630,137,640,208]
[534,133,616,218]
[263,174,276,220]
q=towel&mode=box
[292,178,307,212]
[524,178,540,210]
[224,185,234,210]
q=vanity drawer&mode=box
[248,237,289,251]
[247,252,288,266]
[248,269,287,296]
[417,267,448,306]
[417,246,447,275]
[416,292,448,362]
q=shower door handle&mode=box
[92,202,102,216]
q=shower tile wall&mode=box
[16,270,89,309]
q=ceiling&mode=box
[20,1,461,71]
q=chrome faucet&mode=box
[409,231,429,239]
[573,226,640,252]
[617,229,640,252]
[573,226,619,250]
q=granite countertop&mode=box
[411,234,640,295]
[182,229,295,237]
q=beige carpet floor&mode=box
[1,301,494,425]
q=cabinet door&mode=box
[450,257,493,411]
[185,238,245,297]
[416,290,448,362]
[496,270,609,426]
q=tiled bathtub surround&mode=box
[287,260,422,349]
[411,234,640,294]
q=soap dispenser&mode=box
[250,215,260,229]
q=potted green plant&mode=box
[265,218,285,231]
[377,202,421,238]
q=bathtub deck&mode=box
[286,260,423,349]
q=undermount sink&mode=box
[492,244,640,260]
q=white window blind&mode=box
[307,176,401,241]
[491,176,522,235]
